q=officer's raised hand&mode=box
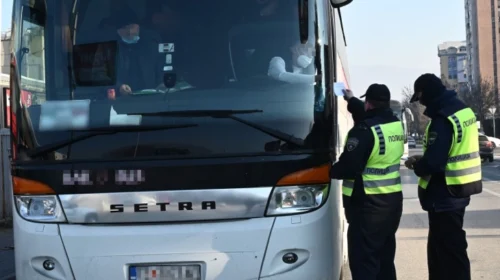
[342,89,354,101]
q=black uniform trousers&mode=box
[346,204,403,280]
[427,208,471,280]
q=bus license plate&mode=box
[129,264,201,280]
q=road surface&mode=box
[343,147,500,279]
[0,228,14,280]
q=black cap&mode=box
[112,9,140,29]
[411,73,445,103]
[360,83,391,102]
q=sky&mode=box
[1,0,13,32]
[341,0,466,101]
[1,0,466,101]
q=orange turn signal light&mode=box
[13,176,55,195]
[276,164,331,186]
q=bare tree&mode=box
[401,85,429,136]
[456,78,496,122]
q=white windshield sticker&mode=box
[159,43,175,53]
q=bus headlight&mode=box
[266,184,329,216]
[15,196,66,222]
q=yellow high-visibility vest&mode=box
[418,108,482,197]
[342,121,404,197]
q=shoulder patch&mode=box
[346,137,359,151]
[428,131,438,145]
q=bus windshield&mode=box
[12,0,334,161]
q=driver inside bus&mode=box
[111,10,163,96]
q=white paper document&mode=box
[109,106,142,126]
[334,82,346,97]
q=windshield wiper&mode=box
[126,109,305,147]
[131,109,262,118]
[26,124,198,158]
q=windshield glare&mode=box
[13,0,334,160]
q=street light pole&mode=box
[489,107,497,137]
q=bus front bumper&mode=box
[14,198,344,280]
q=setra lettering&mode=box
[110,201,217,213]
[388,135,405,142]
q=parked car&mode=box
[487,135,500,148]
[478,132,500,148]
[479,135,495,162]
[408,136,416,148]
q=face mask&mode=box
[296,55,313,68]
[121,35,140,44]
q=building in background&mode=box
[438,40,468,91]
[1,30,10,128]
[464,0,500,103]
[0,30,9,85]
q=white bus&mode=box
[10,0,355,279]
[390,100,413,159]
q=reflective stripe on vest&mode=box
[342,121,404,196]
[418,108,482,190]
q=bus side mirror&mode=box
[330,0,353,8]
[404,108,414,121]
[401,107,413,144]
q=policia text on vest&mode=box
[418,108,482,198]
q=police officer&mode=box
[404,74,482,280]
[331,84,404,280]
